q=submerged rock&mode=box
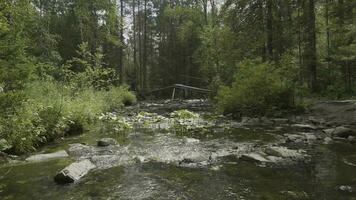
[97,138,118,147]
[26,150,68,162]
[280,191,309,199]
[54,159,96,184]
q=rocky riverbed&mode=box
[0,99,356,200]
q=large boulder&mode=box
[54,159,96,184]
[26,150,68,162]
[97,138,118,147]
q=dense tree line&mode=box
[1,0,354,94]
[122,0,355,95]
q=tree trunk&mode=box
[298,0,303,84]
[142,0,148,92]
[138,0,142,92]
[305,0,317,91]
[202,0,208,25]
[133,0,138,90]
[119,0,124,83]
[266,0,273,61]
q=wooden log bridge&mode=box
[147,84,212,100]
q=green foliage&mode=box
[65,42,119,89]
[0,80,135,154]
[170,109,200,119]
[217,59,295,116]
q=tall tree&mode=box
[303,0,318,91]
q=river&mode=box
[0,100,355,200]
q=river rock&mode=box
[261,117,274,125]
[285,134,305,143]
[272,118,289,124]
[26,150,68,162]
[54,159,96,184]
[241,117,260,126]
[265,146,303,159]
[291,124,317,131]
[332,126,355,138]
[97,138,118,147]
[184,137,200,144]
[68,143,94,158]
[280,191,309,199]
[308,116,325,125]
[323,137,333,144]
[240,153,271,163]
[339,185,353,193]
[348,136,356,143]
[323,128,335,135]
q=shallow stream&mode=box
[0,101,355,200]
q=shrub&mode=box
[103,86,137,110]
[170,109,200,119]
[0,80,135,154]
[217,59,295,116]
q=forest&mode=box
[0,0,355,199]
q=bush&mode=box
[0,80,135,154]
[217,59,295,116]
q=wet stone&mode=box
[338,185,353,193]
[291,124,317,131]
[264,146,304,159]
[332,126,355,138]
[240,153,271,163]
[26,150,68,162]
[97,138,118,147]
[68,143,95,158]
[54,159,96,184]
[272,118,289,124]
[280,191,309,199]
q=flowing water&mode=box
[0,101,355,200]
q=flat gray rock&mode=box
[240,153,271,163]
[54,159,96,184]
[26,150,68,162]
[291,124,317,130]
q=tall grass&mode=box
[0,80,136,154]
